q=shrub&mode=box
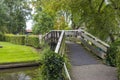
[0,32,4,41]
[105,39,120,79]
[116,46,120,80]
[5,34,25,45]
[41,48,65,80]
[106,40,120,67]
[25,35,40,48]
[106,43,118,67]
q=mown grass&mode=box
[0,42,40,64]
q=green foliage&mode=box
[32,0,71,31]
[33,12,54,34]
[116,46,120,80]
[0,32,5,41]
[5,34,25,45]
[34,0,120,42]
[41,48,64,80]
[54,16,69,30]
[112,39,120,80]
[0,0,31,34]
[103,39,120,79]
[25,35,40,48]
[4,34,41,48]
[106,43,118,66]
[106,39,120,67]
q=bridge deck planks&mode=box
[66,41,117,80]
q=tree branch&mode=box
[98,0,105,13]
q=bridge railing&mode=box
[43,31,61,44]
[43,31,62,50]
[43,29,109,79]
[55,31,71,80]
[49,29,110,59]
[78,29,110,59]
[58,29,110,59]
[43,30,71,80]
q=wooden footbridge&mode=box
[43,29,117,80]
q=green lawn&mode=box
[0,42,40,64]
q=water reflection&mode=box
[0,67,41,80]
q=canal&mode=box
[0,67,41,80]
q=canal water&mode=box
[0,67,41,80]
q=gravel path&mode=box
[66,41,117,80]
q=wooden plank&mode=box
[55,31,64,53]
[80,38,106,59]
[64,63,72,80]
[54,31,71,80]
[81,30,109,47]
[81,33,108,52]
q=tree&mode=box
[33,0,120,42]
[0,0,9,33]
[32,0,71,32]
[0,0,32,34]
[54,16,69,30]
[32,12,54,34]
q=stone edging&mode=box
[0,61,41,69]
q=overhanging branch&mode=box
[98,0,105,13]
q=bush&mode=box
[106,43,118,67]
[25,35,40,48]
[4,34,41,48]
[41,48,65,80]
[0,32,4,41]
[106,39,120,79]
[106,39,120,67]
[5,34,25,45]
[116,46,120,80]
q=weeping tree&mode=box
[60,0,120,42]
[32,0,120,42]
[77,0,119,42]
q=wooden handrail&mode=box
[79,29,110,48]
[43,29,110,80]
[55,31,64,53]
[52,29,110,59]
[54,31,72,80]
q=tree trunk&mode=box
[109,33,115,43]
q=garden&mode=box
[1,0,120,80]
[0,33,67,80]
[0,33,41,65]
[0,42,40,64]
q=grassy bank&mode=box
[0,42,40,64]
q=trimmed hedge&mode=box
[25,35,40,48]
[4,34,40,48]
[5,34,25,45]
